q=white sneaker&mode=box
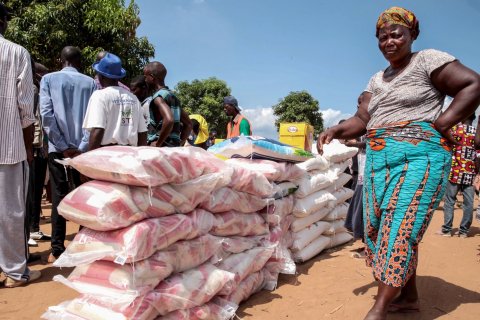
[28,238,38,247]
[29,231,51,241]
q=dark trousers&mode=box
[48,152,81,257]
[26,152,48,232]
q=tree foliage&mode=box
[175,78,232,138]
[4,0,154,81]
[272,91,324,136]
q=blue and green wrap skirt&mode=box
[363,121,451,287]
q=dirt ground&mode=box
[1,201,479,320]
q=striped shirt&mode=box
[0,35,35,164]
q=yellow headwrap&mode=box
[376,7,419,38]
[189,114,209,145]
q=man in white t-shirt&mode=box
[83,53,147,150]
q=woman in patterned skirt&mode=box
[317,7,480,320]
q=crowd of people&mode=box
[2,3,480,320]
[0,1,253,289]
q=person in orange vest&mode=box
[223,95,252,139]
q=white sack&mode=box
[292,189,335,217]
[322,140,358,164]
[293,235,330,263]
[326,232,354,249]
[290,221,331,252]
[323,203,349,221]
[323,219,348,236]
[290,207,331,232]
[295,155,329,172]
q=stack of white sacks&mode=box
[42,146,287,320]
[290,140,358,262]
[42,140,359,320]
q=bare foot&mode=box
[388,298,420,313]
[364,309,387,320]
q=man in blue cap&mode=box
[40,46,96,263]
[94,50,130,91]
[223,95,252,139]
[83,53,147,150]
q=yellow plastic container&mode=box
[214,138,225,144]
[278,122,314,152]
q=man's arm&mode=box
[17,50,35,130]
[152,97,174,147]
[78,129,90,153]
[179,109,192,146]
[39,77,70,153]
[136,99,148,147]
[88,128,105,151]
[239,118,251,136]
[137,132,147,146]
[23,125,34,164]
[16,50,35,163]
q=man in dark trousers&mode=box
[40,46,96,262]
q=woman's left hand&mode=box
[434,123,460,148]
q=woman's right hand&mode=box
[316,127,337,154]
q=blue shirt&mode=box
[40,67,96,153]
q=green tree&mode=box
[4,0,154,82]
[175,77,232,138]
[272,91,324,136]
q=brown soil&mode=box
[1,201,479,320]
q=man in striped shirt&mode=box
[0,2,42,287]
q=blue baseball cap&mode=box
[223,95,241,112]
[92,53,126,79]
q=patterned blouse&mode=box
[365,49,455,129]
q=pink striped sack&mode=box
[59,173,230,232]
[216,246,274,296]
[211,211,268,237]
[200,187,268,213]
[226,158,305,183]
[60,146,228,187]
[56,235,223,298]
[54,210,215,267]
[146,263,236,316]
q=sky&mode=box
[135,0,480,138]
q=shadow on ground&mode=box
[353,276,480,320]
[236,241,355,317]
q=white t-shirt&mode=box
[83,86,147,146]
